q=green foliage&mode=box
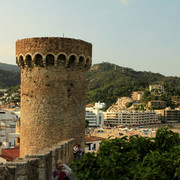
[0,69,20,88]
[72,127,180,180]
[85,119,89,128]
[0,62,19,72]
[126,102,133,108]
[0,92,4,97]
[7,85,20,96]
[154,126,180,153]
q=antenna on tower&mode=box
[63,33,64,38]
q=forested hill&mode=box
[0,62,20,88]
[0,69,20,88]
[86,62,180,107]
[0,62,19,72]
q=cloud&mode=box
[118,0,128,5]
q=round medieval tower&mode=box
[16,37,92,157]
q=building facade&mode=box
[85,102,105,126]
[164,109,180,123]
[0,109,19,148]
[107,97,133,112]
[131,91,144,102]
[104,110,159,126]
[148,100,166,109]
[149,84,164,93]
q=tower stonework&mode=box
[16,37,92,157]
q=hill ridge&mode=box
[1,62,180,109]
[0,62,19,72]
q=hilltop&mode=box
[0,62,19,72]
[86,62,180,107]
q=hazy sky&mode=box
[0,0,180,76]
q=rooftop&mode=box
[0,146,20,161]
[85,135,106,142]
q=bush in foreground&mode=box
[72,127,180,180]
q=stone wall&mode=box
[16,37,92,157]
[16,37,92,58]
[0,138,75,180]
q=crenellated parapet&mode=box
[16,37,92,69]
[16,52,92,69]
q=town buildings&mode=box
[131,91,144,102]
[149,84,164,94]
[148,100,166,109]
[104,110,159,126]
[107,97,133,112]
[164,109,180,123]
[85,135,105,152]
[103,97,160,126]
[0,109,20,149]
[155,108,180,124]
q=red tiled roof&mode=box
[86,103,94,107]
[85,135,106,142]
[0,146,20,161]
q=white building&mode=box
[0,109,19,148]
[85,102,106,127]
[107,97,133,112]
[85,135,105,152]
[0,89,8,93]
[0,109,18,120]
[131,91,144,102]
[149,85,164,94]
[104,110,159,126]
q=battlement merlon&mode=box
[16,37,92,69]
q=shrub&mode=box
[72,127,180,180]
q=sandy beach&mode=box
[89,126,180,139]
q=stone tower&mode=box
[16,37,92,157]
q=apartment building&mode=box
[104,110,159,126]
[131,91,144,101]
[0,109,20,148]
[107,97,133,112]
[148,100,166,109]
[154,108,180,123]
[149,84,164,93]
[85,102,106,127]
[164,109,180,123]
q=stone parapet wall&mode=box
[16,37,92,69]
[0,138,75,180]
[16,37,92,57]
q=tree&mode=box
[126,102,133,108]
[85,119,89,128]
[71,127,180,180]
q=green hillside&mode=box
[86,62,180,107]
[0,69,20,88]
[0,62,19,72]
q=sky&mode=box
[0,0,180,76]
